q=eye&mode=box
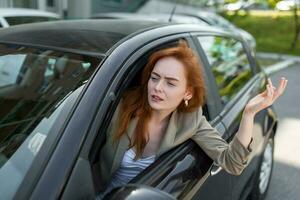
[151,76,159,81]
[167,82,176,87]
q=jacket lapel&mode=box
[157,110,178,156]
[111,117,138,173]
[111,110,179,173]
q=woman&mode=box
[98,40,287,197]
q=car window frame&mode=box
[189,34,224,119]
[59,33,224,197]
[54,31,233,199]
[51,33,196,199]
[191,33,258,112]
[124,36,231,199]
[88,34,226,195]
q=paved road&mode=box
[265,63,300,200]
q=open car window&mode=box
[89,38,214,199]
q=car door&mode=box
[195,34,267,200]
[53,34,232,200]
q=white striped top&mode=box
[98,148,156,199]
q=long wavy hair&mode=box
[113,40,206,159]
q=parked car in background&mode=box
[0,19,277,200]
[177,10,256,52]
[91,11,256,53]
[0,8,60,28]
[223,0,268,11]
[275,0,300,11]
[91,12,209,25]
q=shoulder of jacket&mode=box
[176,106,203,127]
[195,106,204,125]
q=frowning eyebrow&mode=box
[151,72,179,82]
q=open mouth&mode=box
[151,95,163,102]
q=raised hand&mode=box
[245,77,288,115]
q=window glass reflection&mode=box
[198,36,252,104]
[0,44,100,168]
[0,44,101,199]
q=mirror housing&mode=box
[103,184,175,200]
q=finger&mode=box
[282,78,288,92]
[268,78,276,96]
[269,85,276,104]
[269,82,274,96]
[276,77,287,96]
[267,84,272,99]
[268,78,277,98]
[278,79,288,98]
[268,78,274,90]
[274,78,288,100]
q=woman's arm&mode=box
[236,77,288,148]
[191,77,287,175]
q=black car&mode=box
[0,19,277,200]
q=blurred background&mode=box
[0,0,299,56]
[0,1,299,199]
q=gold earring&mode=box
[185,99,189,107]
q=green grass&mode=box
[222,10,300,56]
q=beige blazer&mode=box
[98,106,252,191]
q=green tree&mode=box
[291,0,300,49]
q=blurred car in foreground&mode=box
[0,19,277,200]
[0,8,60,28]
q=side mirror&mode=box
[103,184,175,200]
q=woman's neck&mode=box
[150,109,173,126]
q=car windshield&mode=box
[0,43,101,198]
[4,16,59,26]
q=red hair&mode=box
[113,40,206,159]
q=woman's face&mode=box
[147,56,192,113]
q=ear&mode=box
[184,87,193,100]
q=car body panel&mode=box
[0,19,277,200]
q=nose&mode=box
[154,80,163,92]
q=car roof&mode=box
[0,8,60,18]
[0,19,232,57]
